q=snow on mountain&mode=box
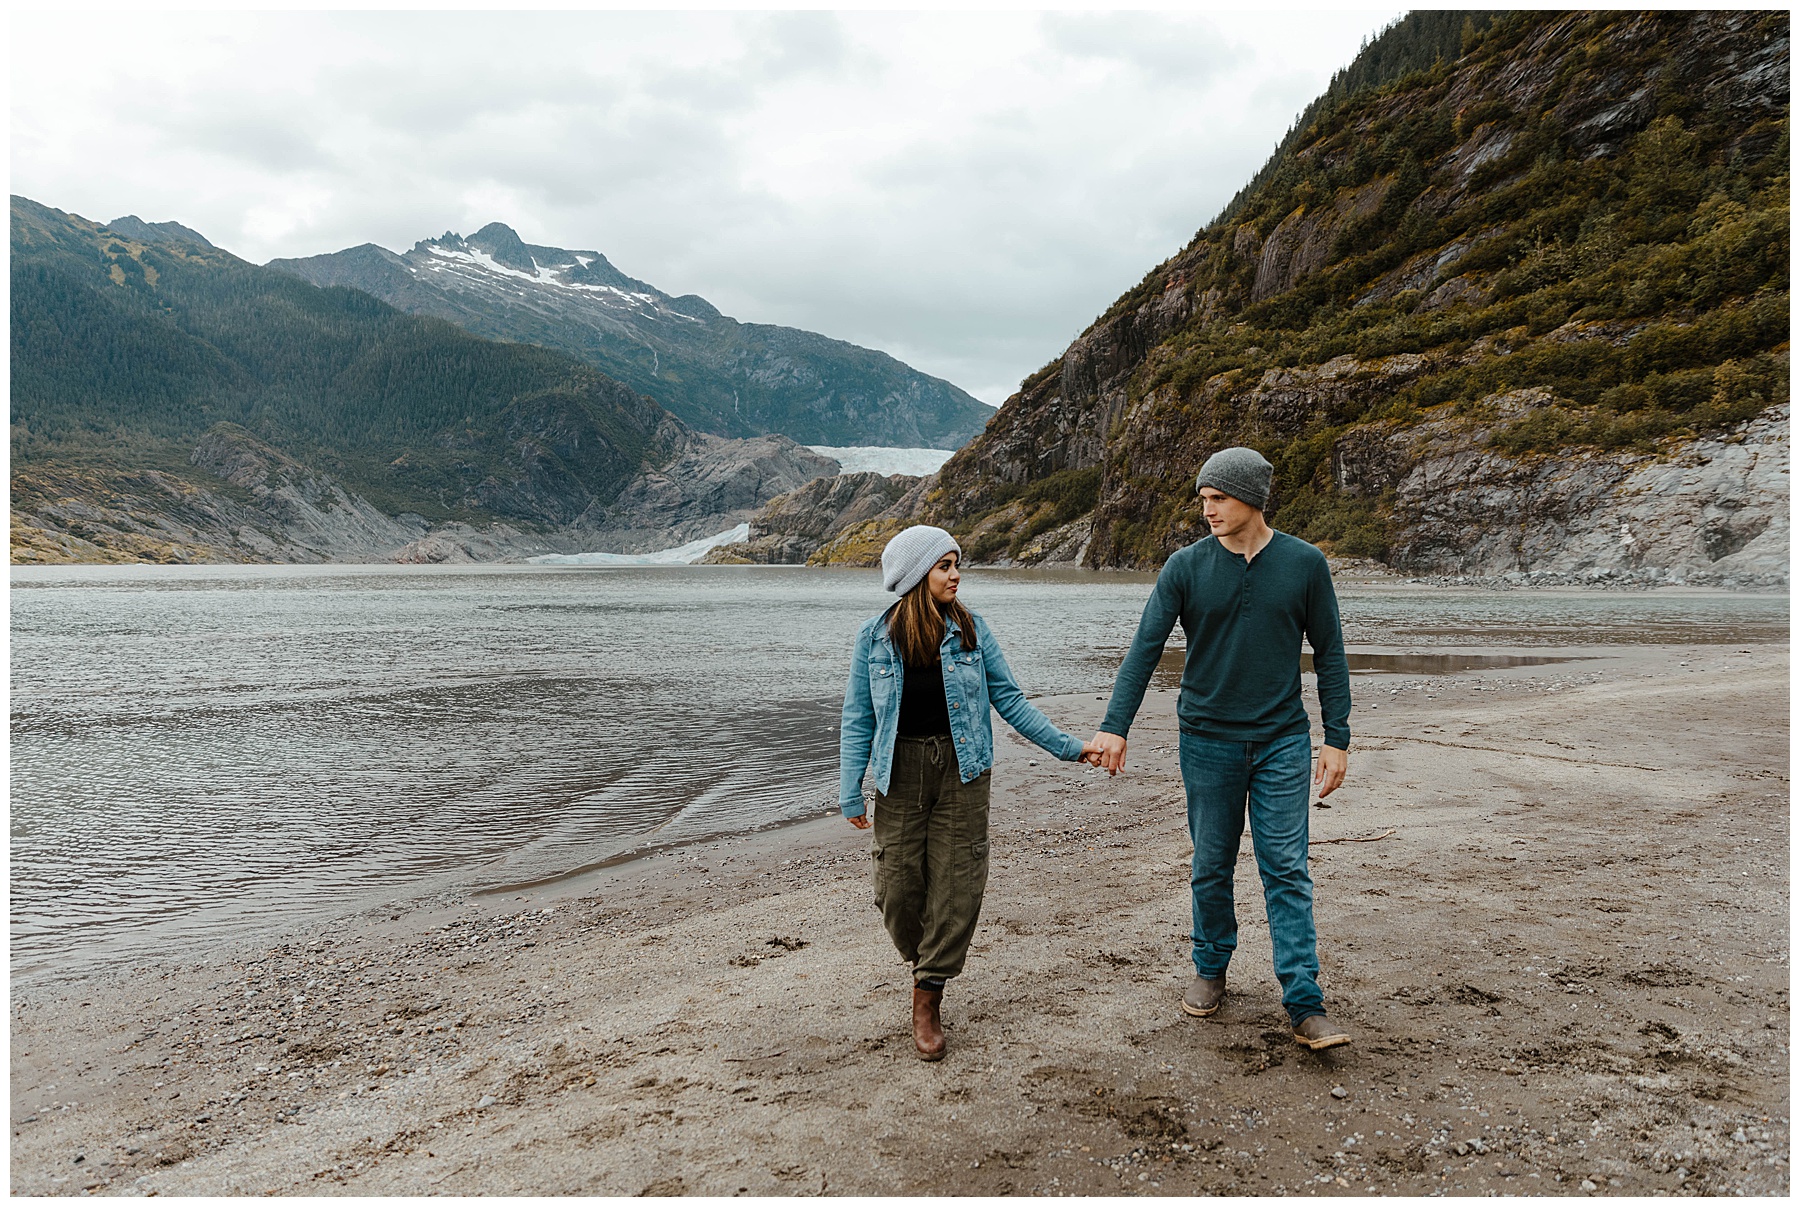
[268,223,995,450]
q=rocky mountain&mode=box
[103,214,215,248]
[844,10,1788,586]
[10,197,837,564]
[268,223,993,449]
[701,471,921,565]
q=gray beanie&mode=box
[1195,447,1273,510]
[881,524,960,595]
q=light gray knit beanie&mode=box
[1195,446,1273,510]
[881,525,960,595]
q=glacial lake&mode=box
[9,564,1788,979]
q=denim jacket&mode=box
[838,608,1085,816]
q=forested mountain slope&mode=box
[269,224,994,449]
[11,198,833,563]
[875,10,1787,584]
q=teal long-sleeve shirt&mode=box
[1098,531,1351,749]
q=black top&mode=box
[896,658,952,736]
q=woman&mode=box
[839,524,1100,1061]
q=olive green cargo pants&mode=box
[872,735,992,985]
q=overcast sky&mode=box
[12,9,1398,405]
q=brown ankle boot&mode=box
[912,986,946,1061]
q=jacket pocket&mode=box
[948,650,986,709]
[870,664,896,706]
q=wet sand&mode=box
[11,641,1789,1196]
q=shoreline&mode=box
[14,635,1778,990]
[10,557,1790,591]
[12,640,1790,1196]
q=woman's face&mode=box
[926,550,961,605]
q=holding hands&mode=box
[1085,731,1127,775]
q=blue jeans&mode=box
[1179,730,1323,1025]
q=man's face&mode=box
[1199,487,1262,538]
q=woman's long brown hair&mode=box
[888,575,977,667]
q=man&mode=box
[1089,447,1353,1051]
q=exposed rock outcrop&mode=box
[701,471,918,564]
[11,450,431,566]
[12,424,841,566]
[189,425,435,557]
[582,435,840,554]
[390,524,542,565]
[1379,401,1787,585]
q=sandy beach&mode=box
[11,639,1788,1196]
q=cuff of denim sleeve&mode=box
[840,800,866,818]
[1057,732,1085,761]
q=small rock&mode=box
[1330,1086,1348,1099]
[1580,1180,1596,1192]
[477,1095,497,1109]
[73,1155,85,1165]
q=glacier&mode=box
[526,523,752,566]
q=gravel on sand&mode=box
[11,642,1788,1196]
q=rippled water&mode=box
[10,564,1787,977]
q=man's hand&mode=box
[846,812,871,830]
[1314,745,1347,799]
[1088,731,1127,776]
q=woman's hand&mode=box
[846,812,871,830]
[1085,732,1126,775]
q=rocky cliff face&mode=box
[1375,398,1788,585]
[701,471,919,565]
[12,422,839,566]
[892,11,1788,586]
[589,434,841,554]
[269,224,993,449]
[12,427,433,565]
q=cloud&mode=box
[10,9,1398,406]
[1039,11,1238,84]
